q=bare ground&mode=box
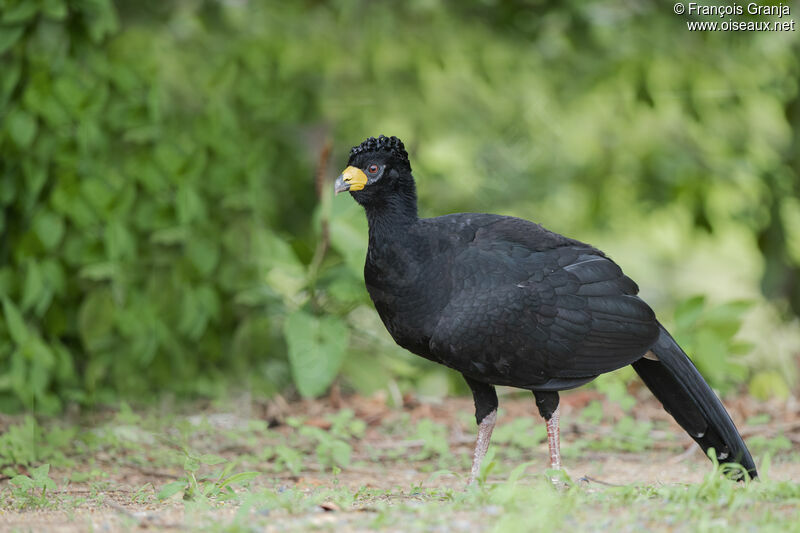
[1,388,799,532]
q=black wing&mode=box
[427,216,659,389]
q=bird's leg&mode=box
[533,390,563,472]
[469,409,497,485]
[463,375,498,486]
[546,405,562,470]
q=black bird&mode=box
[334,135,757,483]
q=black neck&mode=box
[364,180,419,242]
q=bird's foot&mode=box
[545,465,569,489]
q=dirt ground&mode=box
[1,389,799,532]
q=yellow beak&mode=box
[334,166,367,194]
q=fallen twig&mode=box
[578,476,624,487]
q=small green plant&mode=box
[746,434,793,457]
[411,419,451,461]
[326,409,367,440]
[298,425,353,470]
[578,400,606,425]
[272,445,305,475]
[0,417,77,475]
[593,371,637,412]
[157,451,259,503]
[592,416,657,453]
[132,483,155,505]
[9,464,57,509]
[492,417,547,451]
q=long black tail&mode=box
[632,323,757,480]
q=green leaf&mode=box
[41,0,68,20]
[259,230,304,269]
[20,260,45,313]
[0,61,21,105]
[104,221,135,260]
[692,329,730,389]
[53,77,85,116]
[150,227,188,245]
[283,310,349,398]
[0,25,24,54]
[186,237,219,276]
[80,179,114,212]
[0,267,14,299]
[157,481,185,500]
[341,350,391,395]
[77,290,115,352]
[507,461,536,484]
[2,298,28,344]
[78,262,117,282]
[2,2,39,24]
[33,211,65,250]
[231,316,273,360]
[749,371,790,401]
[198,454,227,466]
[10,475,33,490]
[266,263,307,302]
[329,199,369,275]
[674,295,705,330]
[154,144,186,179]
[81,0,119,42]
[328,439,352,468]
[29,464,50,482]
[218,471,259,490]
[176,185,205,224]
[703,300,753,339]
[184,455,200,472]
[5,109,37,148]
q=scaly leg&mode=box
[533,390,562,472]
[546,404,561,470]
[469,409,497,485]
[463,375,499,486]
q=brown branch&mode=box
[308,138,333,282]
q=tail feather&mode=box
[633,324,757,480]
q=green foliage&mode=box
[326,408,367,440]
[411,418,451,460]
[671,296,753,394]
[283,310,348,398]
[746,434,793,457]
[0,0,339,410]
[157,450,258,502]
[492,418,546,450]
[749,370,791,400]
[1,0,798,410]
[275,410,366,472]
[9,464,57,509]
[0,416,75,475]
[1,403,799,530]
[592,370,637,411]
[298,425,353,470]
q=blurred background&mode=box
[1,0,799,414]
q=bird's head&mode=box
[334,135,414,207]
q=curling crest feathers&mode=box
[349,135,410,170]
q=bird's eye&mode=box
[368,164,379,174]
